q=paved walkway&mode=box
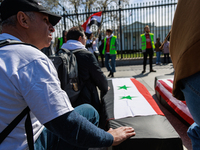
[100,63,192,150]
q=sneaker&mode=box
[150,69,156,72]
[108,72,112,77]
[142,70,146,74]
[111,73,114,77]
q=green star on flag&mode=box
[120,95,137,100]
[118,85,130,90]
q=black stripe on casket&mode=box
[110,115,183,150]
[104,80,115,120]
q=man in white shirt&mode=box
[0,0,135,149]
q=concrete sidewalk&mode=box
[101,63,192,150]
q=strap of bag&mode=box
[0,39,35,149]
[0,107,34,150]
[0,39,38,49]
[0,107,29,144]
[25,111,34,150]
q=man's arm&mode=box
[44,110,135,148]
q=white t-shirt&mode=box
[0,33,74,150]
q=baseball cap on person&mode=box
[0,0,61,26]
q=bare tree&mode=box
[64,0,129,29]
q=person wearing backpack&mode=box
[61,26,108,114]
[0,0,136,150]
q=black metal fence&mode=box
[53,0,178,59]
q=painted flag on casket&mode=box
[102,78,183,150]
[106,78,164,120]
[155,78,194,125]
[81,11,102,34]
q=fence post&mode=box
[119,0,123,59]
[63,13,66,30]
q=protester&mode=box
[99,39,105,67]
[56,30,67,51]
[0,0,135,149]
[170,0,200,149]
[163,39,170,64]
[102,29,118,77]
[155,37,162,65]
[86,32,100,61]
[62,26,107,113]
[140,25,156,73]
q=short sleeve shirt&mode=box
[0,33,74,150]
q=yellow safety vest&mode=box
[141,33,155,51]
[58,37,64,49]
[102,36,117,55]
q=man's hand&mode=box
[107,127,135,146]
[108,86,110,91]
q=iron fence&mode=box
[53,0,178,59]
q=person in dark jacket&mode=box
[99,39,105,67]
[154,38,162,65]
[41,41,55,57]
[56,30,67,52]
[62,26,108,113]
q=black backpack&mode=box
[49,48,82,105]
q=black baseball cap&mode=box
[0,0,61,26]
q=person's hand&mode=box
[108,86,110,91]
[107,126,135,146]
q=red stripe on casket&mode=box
[130,78,164,116]
[158,80,186,105]
[167,79,173,84]
[155,80,194,125]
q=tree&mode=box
[64,0,129,29]
[39,0,60,11]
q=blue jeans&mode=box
[156,51,161,64]
[181,71,200,150]
[105,54,116,73]
[34,104,99,150]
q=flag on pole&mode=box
[82,11,102,34]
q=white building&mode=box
[119,21,171,51]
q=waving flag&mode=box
[82,11,102,34]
